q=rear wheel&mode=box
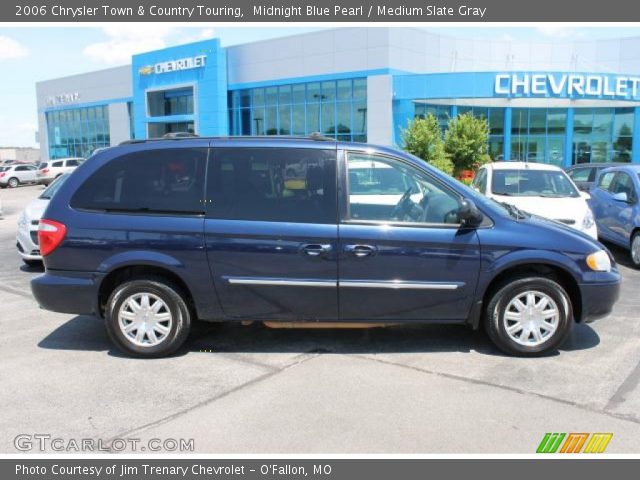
[105,278,192,358]
[8,177,19,188]
[631,232,640,268]
[484,276,573,356]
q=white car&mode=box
[36,157,83,185]
[0,164,38,188]
[472,162,598,239]
[16,174,69,266]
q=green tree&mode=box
[444,113,491,176]
[401,115,453,175]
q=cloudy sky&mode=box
[1,26,639,148]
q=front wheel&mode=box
[631,232,640,268]
[484,277,573,356]
[105,278,192,358]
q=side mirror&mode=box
[580,191,591,200]
[458,198,484,227]
[612,192,628,203]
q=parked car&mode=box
[36,158,84,185]
[565,162,626,192]
[31,138,620,358]
[589,164,640,267]
[0,164,38,188]
[16,174,70,266]
[471,162,597,239]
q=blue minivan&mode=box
[31,137,621,357]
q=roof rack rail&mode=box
[118,133,337,146]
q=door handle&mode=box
[344,244,377,258]
[300,243,332,257]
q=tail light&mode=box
[40,168,49,174]
[0,172,5,178]
[38,219,67,256]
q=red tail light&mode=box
[40,168,49,174]
[0,172,5,178]
[38,219,67,256]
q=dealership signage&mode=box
[495,73,640,99]
[139,54,207,75]
[45,92,80,106]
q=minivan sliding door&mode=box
[204,143,339,320]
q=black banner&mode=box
[4,459,640,480]
[4,0,639,22]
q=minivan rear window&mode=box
[71,148,207,214]
[207,148,337,224]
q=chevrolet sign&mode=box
[139,55,207,76]
[495,73,640,99]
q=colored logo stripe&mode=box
[583,433,613,453]
[560,433,589,453]
[537,433,565,453]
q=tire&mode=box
[105,278,192,358]
[631,231,640,269]
[8,177,19,188]
[22,259,42,267]
[484,276,573,356]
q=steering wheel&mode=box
[390,187,415,220]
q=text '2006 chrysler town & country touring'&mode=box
[31,137,621,357]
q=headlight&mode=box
[586,250,611,272]
[17,211,26,228]
[582,209,595,230]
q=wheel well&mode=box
[98,265,195,318]
[482,263,582,323]
[632,228,640,246]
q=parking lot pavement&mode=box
[1,184,640,453]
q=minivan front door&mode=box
[204,144,339,320]
[338,151,481,322]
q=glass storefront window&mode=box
[46,104,110,159]
[489,108,504,135]
[547,109,566,135]
[572,107,633,164]
[228,78,367,142]
[511,108,528,136]
[147,87,194,117]
[529,110,546,135]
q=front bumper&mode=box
[31,270,103,315]
[579,276,621,323]
[16,226,41,260]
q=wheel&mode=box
[8,177,19,188]
[22,259,42,267]
[484,276,573,356]
[105,278,192,358]
[630,232,640,268]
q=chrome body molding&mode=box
[225,277,462,290]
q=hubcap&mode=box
[9,179,17,187]
[502,290,560,347]
[118,293,172,347]
[632,236,640,265]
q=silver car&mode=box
[0,164,38,188]
[16,174,70,266]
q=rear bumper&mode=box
[579,277,621,323]
[31,270,103,315]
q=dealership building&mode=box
[36,27,640,165]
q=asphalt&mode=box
[1,184,639,454]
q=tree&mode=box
[444,113,491,176]
[401,115,453,175]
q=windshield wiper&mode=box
[499,202,528,220]
[492,191,515,196]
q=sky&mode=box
[1,25,640,148]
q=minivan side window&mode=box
[345,152,460,225]
[207,148,337,224]
[71,148,207,214]
[66,159,79,167]
[567,167,592,182]
[52,161,63,167]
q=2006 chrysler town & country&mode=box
[31,137,621,357]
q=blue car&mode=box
[589,164,640,268]
[31,137,620,358]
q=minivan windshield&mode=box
[491,169,579,198]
